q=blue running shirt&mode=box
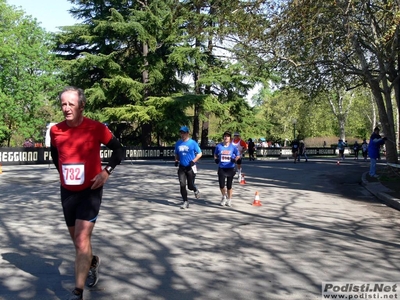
[214,143,239,168]
[175,139,202,167]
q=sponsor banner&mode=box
[322,282,399,299]
[0,149,44,165]
[0,147,336,165]
[258,148,281,157]
[0,146,214,165]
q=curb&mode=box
[361,171,400,211]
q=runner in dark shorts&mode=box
[214,131,240,207]
[51,86,123,300]
[291,139,300,163]
[61,186,103,227]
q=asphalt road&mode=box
[0,158,399,300]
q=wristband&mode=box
[104,165,114,174]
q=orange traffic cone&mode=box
[240,173,246,184]
[252,191,262,206]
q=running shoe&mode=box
[87,255,100,288]
[226,198,232,207]
[220,195,227,206]
[194,190,200,199]
[67,289,83,300]
[180,201,189,209]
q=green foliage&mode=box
[249,82,381,143]
[55,0,185,124]
[0,1,63,146]
[52,0,264,146]
[4,0,389,149]
[225,0,399,162]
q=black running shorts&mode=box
[218,167,235,190]
[60,186,103,227]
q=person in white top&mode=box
[232,132,248,180]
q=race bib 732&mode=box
[62,163,85,185]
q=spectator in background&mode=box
[232,132,248,181]
[247,138,256,161]
[298,140,308,162]
[353,141,360,160]
[368,127,387,178]
[361,139,368,161]
[23,138,34,147]
[291,139,300,163]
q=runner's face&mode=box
[60,91,83,122]
[180,131,189,139]
[224,134,231,142]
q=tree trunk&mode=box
[394,74,400,151]
[353,35,398,163]
[369,80,398,163]
[201,112,210,147]
[328,92,347,141]
[393,35,400,151]
[192,103,199,143]
[192,34,201,144]
[141,41,152,147]
[7,122,11,147]
[370,93,377,131]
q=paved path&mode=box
[1,159,400,300]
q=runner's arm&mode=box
[241,140,248,152]
[193,152,202,163]
[235,147,241,158]
[50,145,60,172]
[105,136,124,170]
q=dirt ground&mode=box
[366,164,400,199]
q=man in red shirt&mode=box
[51,86,123,300]
[232,132,248,181]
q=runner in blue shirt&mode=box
[214,131,240,207]
[174,126,202,209]
[368,127,387,177]
[337,139,347,160]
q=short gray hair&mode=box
[59,86,86,108]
